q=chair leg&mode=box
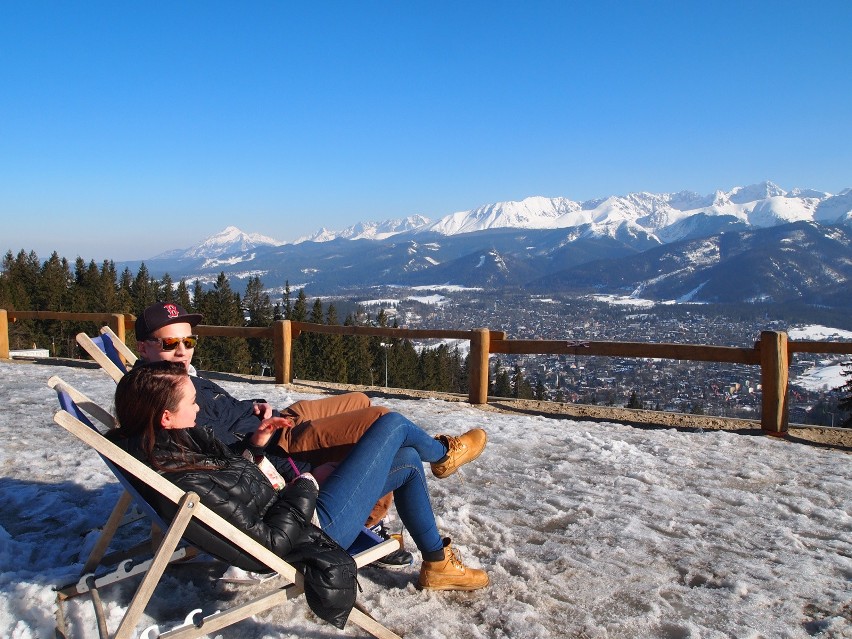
[349,605,404,639]
[82,490,134,574]
[113,492,200,639]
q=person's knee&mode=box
[372,411,406,434]
[349,392,371,408]
[370,405,391,418]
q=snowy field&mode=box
[1,361,850,639]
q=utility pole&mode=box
[381,342,390,387]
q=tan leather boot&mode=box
[418,539,489,591]
[431,428,487,479]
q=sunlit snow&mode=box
[1,361,850,638]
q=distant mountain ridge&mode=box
[157,181,850,260]
[126,181,852,307]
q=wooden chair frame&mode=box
[76,326,136,383]
[48,376,402,639]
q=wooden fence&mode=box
[3,308,851,436]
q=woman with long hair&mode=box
[109,362,488,625]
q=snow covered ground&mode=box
[1,361,850,639]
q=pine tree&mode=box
[243,275,274,375]
[160,273,175,302]
[196,272,251,373]
[627,390,642,409]
[131,263,157,314]
[282,281,292,319]
[176,279,192,311]
[38,252,71,311]
[301,298,325,380]
[191,280,204,313]
[510,364,531,399]
[97,260,120,313]
[290,289,308,379]
[344,313,374,385]
[117,268,134,313]
[323,303,347,382]
[493,367,512,398]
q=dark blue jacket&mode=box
[189,374,311,480]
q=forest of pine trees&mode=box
[0,249,540,397]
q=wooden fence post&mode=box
[468,328,490,405]
[760,330,789,436]
[108,313,126,343]
[0,310,8,359]
[273,320,292,384]
[108,313,128,365]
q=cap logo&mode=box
[164,303,180,319]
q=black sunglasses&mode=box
[146,335,198,351]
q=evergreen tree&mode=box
[2,251,40,350]
[196,272,251,373]
[493,367,512,398]
[282,281,292,319]
[343,313,374,385]
[535,377,546,401]
[243,275,274,375]
[160,273,175,302]
[71,259,100,312]
[395,339,420,389]
[38,252,71,311]
[301,298,325,380]
[131,263,157,313]
[627,390,642,409]
[322,303,347,382]
[97,260,121,313]
[290,289,308,378]
[117,268,134,313]
[9,250,40,307]
[176,279,192,311]
[512,364,533,399]
[191,280,204,313]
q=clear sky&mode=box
[2,1,850,262]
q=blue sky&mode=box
[2,1,850,262]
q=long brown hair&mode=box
[111,361,193,469]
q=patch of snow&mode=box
[4,362,850,638]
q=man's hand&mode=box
[249,416,294,448]
[253,402,274,420]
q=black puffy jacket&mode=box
[112,425,357,628]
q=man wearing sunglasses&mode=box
[134,302,413,569]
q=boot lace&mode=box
[447,545,465,571]
[446,435,465,455]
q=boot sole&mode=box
[418,580,490,591]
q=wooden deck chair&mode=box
[49,376,202,638]
[76,326,136,383]
[49,376,403,639]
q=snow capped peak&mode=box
[424,196,580,235]
[164,226,284,260]
[295,215,431,243]
[728,181,786,204]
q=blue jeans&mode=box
[314,412,447,556]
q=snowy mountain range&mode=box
[290,181,852,246]
[131,181,852,306]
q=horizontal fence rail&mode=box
[3,308,852,436]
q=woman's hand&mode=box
[249,416,293,448]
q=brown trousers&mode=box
[274,392,392,527]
